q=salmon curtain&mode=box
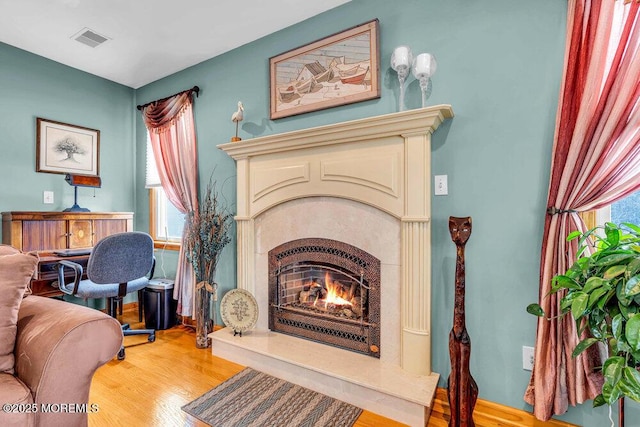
[525,0,640,420]
[141,89,200,317]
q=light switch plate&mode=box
[434,175,448,195]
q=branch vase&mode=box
[195,280,215,348]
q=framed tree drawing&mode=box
[36,118,100,176]
[270,19,380,119]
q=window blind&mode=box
[145,134,161,188]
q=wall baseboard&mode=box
[431,388,579,427]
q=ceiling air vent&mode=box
[71,28,110,48]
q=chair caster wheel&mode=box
[148,334,156,343]
[117,348,125,360]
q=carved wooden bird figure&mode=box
[231,101,244,139]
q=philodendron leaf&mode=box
[593,394,606,407]
[598,288,617,310]
[571,337,599,357]
[604,265,627,280]
[552,275,581,293]
[626,314,640,351]
[612,313,624,340]
[583,276,607,293]
[561,292,578,312]
[571,292,589,319]
[619,301,638,318]
[618,367,640,402]
[526,303,545,317]
[616,339,631,354]
[603,381,624,405]
[588,285,611,309]
[595,253,635,267]
[625,275,640,296]
[628,258,640,276]
[618,282,634,307]
[566,230,582,241]
[622,222,640,234]
[605,223,621,247]
[603,356,625,385]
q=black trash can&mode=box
[144,279,177,330]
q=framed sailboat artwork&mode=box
[269,19,380,119]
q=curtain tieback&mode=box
[547,206,577,215]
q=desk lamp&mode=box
[63,174,101,212]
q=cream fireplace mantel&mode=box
[217,105,454,376]
[215,106,453,426]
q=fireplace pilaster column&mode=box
[235,217,255,295]
[234,156,255,295]
[401,131,433,376]
[401,218,432,375]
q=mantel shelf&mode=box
[217,105,453,159]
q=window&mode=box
[611,191,640,226]
[146,133,184,250]
[149,187,184,250]
[584,190,640,231]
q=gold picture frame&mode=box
[269,19,380,120]
[36,118,100,176]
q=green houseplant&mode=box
[184,179,233,348]
[528,222,640,408]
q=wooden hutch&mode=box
[2,211,133,296]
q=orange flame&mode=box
[324,272,352,307]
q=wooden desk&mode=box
[31,252,90,297]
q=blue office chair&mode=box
[57,231,156,360]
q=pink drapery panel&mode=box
[524,0,640,420]
[142,90,200,317]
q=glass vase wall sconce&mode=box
[391,46,438,110]
[413,53,437,108]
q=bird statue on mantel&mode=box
[231,101,244,142]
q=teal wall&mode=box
[0,42,136,216]
[2,0,636,424]
[0,42,137,309]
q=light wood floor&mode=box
[88,308,404,427]
[88,307,575,427]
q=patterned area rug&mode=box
[181,368,363,427]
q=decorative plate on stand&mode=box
[220,289,259,336]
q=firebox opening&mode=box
[274,262,369,323]
[268,238,380,358]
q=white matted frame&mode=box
[270,19,380,120]
[36,117,100,176]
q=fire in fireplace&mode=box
[268,238,380,357]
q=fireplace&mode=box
[268,238,380,357]
[213,106,454,426]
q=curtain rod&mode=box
[136,86,200,111]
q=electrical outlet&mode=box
[43,191,54,204]
[434,175,448,195]
[523,346,534,371]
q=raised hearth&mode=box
[213,106,453,426]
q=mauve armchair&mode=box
[1,296,122,427]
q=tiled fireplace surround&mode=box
[212,106,454,426]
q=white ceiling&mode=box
[0,0,351,89]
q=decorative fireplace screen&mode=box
[268,238,380,357]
